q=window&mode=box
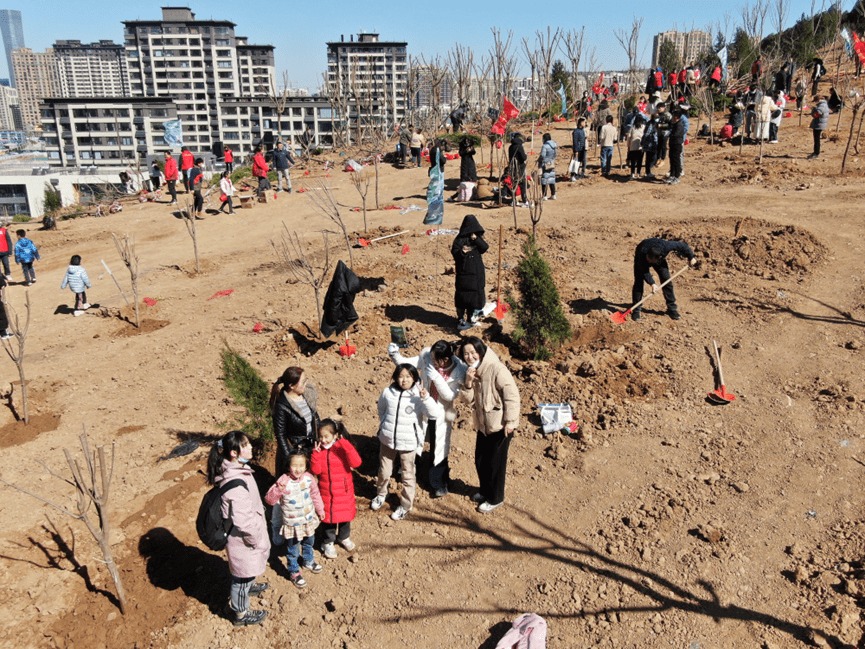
[216,39,230,46]
[219,82,233,89]
[217,61,232,68]
[224,131,239,140]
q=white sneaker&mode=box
[73,310,84,317]
[542,196,549,201]
[322,542,337,559]
[478,501,503,514]
[551,195,557,200]
[4,275,9,281]
[339,537,356,551]
[390,506,409,521]
[370,495,385,511]
[82,303,91,309]
[0,331,12,340]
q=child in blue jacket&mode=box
[60,255,91,316]
[14,230,39,286]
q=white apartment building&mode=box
[122,7,274,152]
[325,32,407,134]
[40,96,178,168]
[0,85,20,131]
[54,40,131,99]
[651,30,713,69]
[11,47,60,130]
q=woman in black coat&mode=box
[459,136,477,183]
[269,366,320,476]
[507,132,528,206]
[451,214,489,330]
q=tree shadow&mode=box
[569,296,623,315]
[363,503,845,648]
[138,527,229,614]
[694,290,865,328]
[0,517,119,608]
[384,304,454,330]
[289,327,338,356]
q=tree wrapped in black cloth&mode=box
[320,260,361,338]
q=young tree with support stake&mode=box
[2,286,30,423]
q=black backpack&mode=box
[196,478,247,551]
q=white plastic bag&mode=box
[567,159,580,175]
[538,403,573,434]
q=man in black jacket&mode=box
[655,103,672,165]
[631,237,697,321]
[666,110,685,185]
[507,132,529,207]
[271,141,296,193]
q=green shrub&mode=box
[43,184,61,213]
[12,214,30,223]
[440,132,482,148]
[506,237,572,361]
[311,147,323,156]
[230,165,252,185]
[219,343,274,449]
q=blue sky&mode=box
[11,0,843,89]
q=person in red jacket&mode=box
[252,146,270,198]
[310,419,361,559]
[0,225,12,280]
[668,71,678,101]
[163,151,178,205]
[678,68,687,98]
[751,59,762,83]
[180,148,194,192]
[224,146,234,173]
[709,65,722,90]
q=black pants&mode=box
[769,123,778,141]
[193,190,203,213]
[541,183,556,197]
[226,162,233,173]
[632,256,677,316]
[182,169,190,192]
[657,133,668,161]
[167,180,177,202]
[427,420,451,491]
[627,150,643,175]
[812,129,822,155]
[75,291,87,310]
[644,150,656,175]
[320,521,350,544]
[150,176,160,191]
[0,300,7,332]
[0,252,9,276]
[669,141,683,178]
[474,430,511,506]
[399,144,407,167]
[220,196,234,213]
[577,149,587,175]
[257,176,270,197]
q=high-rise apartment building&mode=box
[54,40,131,98]
[11,47,59,130]
[326,32,407,135]
[0,10,24,87]
[122,7,274,150]
[651,30,713,69]
[0,83,19,130]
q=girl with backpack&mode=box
[206,431,270,627]
[371,364,438,521]
[310,419,362,559]
[265,451,325,588]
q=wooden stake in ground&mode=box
[0,426,128,613]
[100,260,129,305]
[1,287,31,423]
[111,233,140,328]
[497,224,503,307]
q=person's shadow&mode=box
[139,527,230,614]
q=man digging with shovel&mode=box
[631,238,697,321]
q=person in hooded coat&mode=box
[507,132,529,207]
[320,260,361,338]
[458,136,478,183]
[451,215,489,331]
[538,133,558,200]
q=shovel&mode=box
[358,230,410,247]
[610,264,690,324]
[707,340,736,403]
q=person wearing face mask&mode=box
[388,339,467,498]
[207,431,270,626]
[452,214,489,331]
[457,336,520,514]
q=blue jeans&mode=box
[285,534,314,574]
[600,147,613,174]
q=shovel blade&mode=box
[708,387,735,403]
[358,238,370,247]
[609,309,630,324]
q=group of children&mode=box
[208,337,470,626]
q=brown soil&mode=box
[2,82,865,649]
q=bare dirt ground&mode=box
[0,97,864,649]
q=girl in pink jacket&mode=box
[207,431,270,627]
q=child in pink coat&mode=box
[265,451,325,588]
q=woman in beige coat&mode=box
[457,336,520,513]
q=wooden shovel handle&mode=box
[625,264,690,313]
[713,340,726,387]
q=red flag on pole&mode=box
[502,97,520,121]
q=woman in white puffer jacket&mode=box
[372,363,438,521]
[388,340,466,499]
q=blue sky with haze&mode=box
[11,0,842,89]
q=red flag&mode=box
[853,32,865,65]
[502,97,520,121]
[401,244,410,255]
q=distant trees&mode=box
[658,39,681,75]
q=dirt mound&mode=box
[654,218,825,280]
[0,412,61,448]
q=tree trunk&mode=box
[362,196,368,234]
[374,158,380,210]
[853,108,865,154]
[841,104,860,173]
[132,277,140,328]
[192,229,200,273]
[16,359,27,424]
[313,286,323,336]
